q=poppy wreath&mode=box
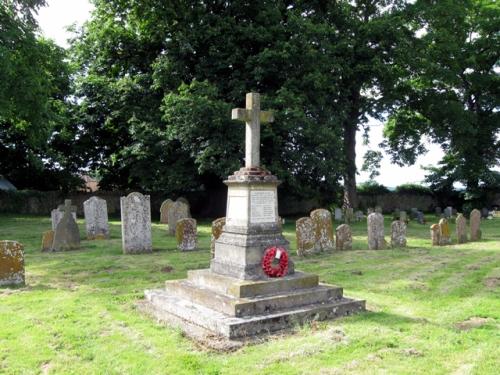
[262,246,289,278]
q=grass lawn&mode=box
[0,213,499,375]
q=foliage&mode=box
[357,181,390,195]
[383,0,500,195]
[394,183,432,195]
[361,150,383,180]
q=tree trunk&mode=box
[343,88,360,209]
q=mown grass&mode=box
[0,213,499,375]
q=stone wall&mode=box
[358,192,437,213]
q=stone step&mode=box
[144,288,365,339]
[165,279,343,317]
[186,269,319,298]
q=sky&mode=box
[36,0,446,187]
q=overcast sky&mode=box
[36,0,447,187]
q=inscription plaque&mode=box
[250,190,276,223]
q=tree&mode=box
[383,0,500,200]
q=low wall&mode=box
[358,192,437,213]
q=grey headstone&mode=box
[355,210,364,221]
[167,200,190,235]
[481,208,489,218]
[176,218,197,251]
[400,211,408,223]
[120,192,152,254]
[435,207,442,216]
[391,220,407,248]
[51,205,77,231]
[334,208,343,221]
[375,206,382,214]
[83,196,109,240]
[160,199,174,224]
[367,213,385,250]
[455,213,467,244]
[296,217,316,256]
[470,209,481,241]
[344,207,354,224]
[335,224,352,251]
[416,211,425,225]
[52,199,81,251]
[444,207,453,218]
[310,209,334,252]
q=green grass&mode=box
[1,213,499,375]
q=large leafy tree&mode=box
[383,0,499,200]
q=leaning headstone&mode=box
[296,217,316,256]
[335,224,352,251]
[41,230,54,252]
[435,207,442,216]
[367,213,385,250]
[444,207,453,218]
[430,224,441,246]
[83,196,110,240]
[438,218,451,245]
[470,209,482,241]
[51,206,77,231]
[391,220,407,248]
[120,192,152,254]
[344,207,354,224]
[211,217,225,258]
[334,208,343,221]
[52,200,81,252]
[167,200,190,236]
[455,213,467,244]
[310,209,335,252]
[0,241,25,286]
[176,218,197,251]
[160,199,174,224]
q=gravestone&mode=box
[335,224,352,251]
[296,217,316,256]
[144,92,364,343]
[367,213,385,250]
[83,196,110,240]
[435,207,442,216]
[177,197,191,215]
[167,200,190,236]
[344,207,354,224]
[470,209,482,241]
[176,218,197,251]
[160,199,174,224]
[120,192,152,254]
[438,218,451,245]
[310,209,335,252]
[410,208,418,219]
[375,206,382,214]
[430,224,440,246]
[392,209,400,221]
[334,208,343,221]
[416,211,425,225]
[455,213,467,244]
[41,230,54,252]
[0,241,25,286]
[210,217,225,259]
[444,207,453,218]
[452,208,458,216]
[367,207,374,215]
[51,206,77,231]
[391,220,407,248]
[481,208,489,218]
[355,210,364,221]
[400,210,408,223]
[52,200,81,251]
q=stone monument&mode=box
[310,209,335,252]
[334,208,343,221]
[83,196,110,240]
[367,212,386,250]
[51,204,77,230]
[296,217,316,256]
[470,209,482,241]
[167,200,190,236]
[176,218,197,251]
[210,217,226,259]
[143,92,364,343]
[120,192,152,254]
[390,220,407,248]
[455,213,467,244]
[52,199,81,251]
[335,224,352,251]
[160,199,174,224]
[438,218,451,245]
[0,241,25,286]
[430,223,440,246]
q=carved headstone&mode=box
[0,241,25,286]
[334,208,343,221]
[367,213,385,250]
[120,192,152,254]
[344,207,354,224]
[51,206,77,231]
[176,218,197,251]
[470,209,482,241]
[455,213,467,244]
[438,218,451,245]
[295,217,315,256]
[211,217,225,258]
[52,199,81,251]
[41,230,54,252]
[335,224,352,251]
[160,199,174,224]
[310,209,334,252]
[167,200,190,236]
[430,224,440,246]
[83,196,109,240]
[391,220,407,248]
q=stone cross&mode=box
[232,92,274,168]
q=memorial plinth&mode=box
[143,93,365,345]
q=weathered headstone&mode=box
[335,224,352,251]
[416,211,425,225]
[355,210,364,221]
[52,199,81,251]
[344,207,354,224]
[438,218,451,245]
[176,218,197,251]
[51,206,77,231]
[367,213,385,250]
[310,209,335,252]
[470,209,482,241]
[160,199,174,224]
[296,217,316,256]
[391,220,407,248]
[430,224,441,246]
[83,196,109,240]
[167,200,190,236]
[334,208,343,221]
[177,197,192,217]
[435,207,442,216]
[41,230,54,252]
[120,192,152,254]
[400,210,408,223]
[210,217,225,258]
[444,207,453,218]
[455,213,467,244]
[0,241,25,286]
